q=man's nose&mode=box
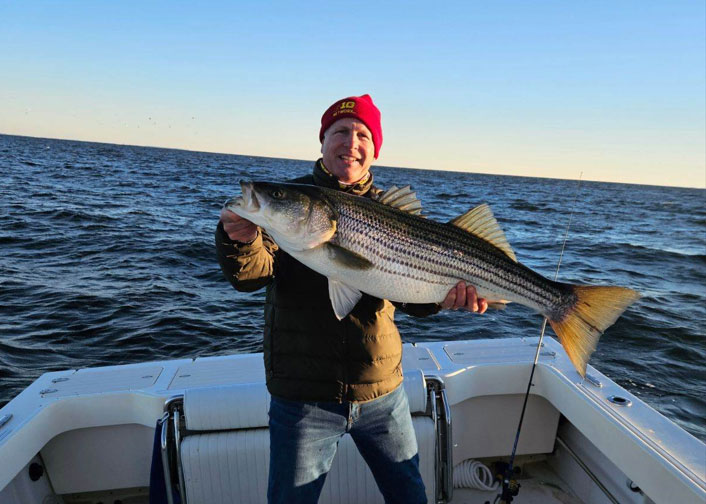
[343,132,358,148]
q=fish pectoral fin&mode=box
[325,243,374,270]
[449,204,517,262]
[328,280,363,320]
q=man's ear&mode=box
[320,140,324,155]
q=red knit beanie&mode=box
[319,94,382,158]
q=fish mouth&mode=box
[224,181,260,213]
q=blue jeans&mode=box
[267,384,427,504]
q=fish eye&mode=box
[271,189,285,200]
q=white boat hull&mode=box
[0,337,704,504]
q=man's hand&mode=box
[440,281,488,313]
[220,208,258,243]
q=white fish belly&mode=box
[339,267,452,304]
[290,247,515,306]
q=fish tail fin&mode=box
[548,286,640,376]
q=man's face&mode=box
[320,118,376,185]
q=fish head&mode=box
[225,181,337,250]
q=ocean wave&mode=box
[23,207,121,224]
[509,201,554,212]
[570,239,705,263]
[431,192,472,200]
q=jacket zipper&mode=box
[342,321,348,402]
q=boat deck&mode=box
[453,458,584,504]
[59,458,582,504]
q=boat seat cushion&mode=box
[183,370,428,431]
[177,370,434,503]
[180,416,435,504]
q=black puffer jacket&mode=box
[216,162,439,402]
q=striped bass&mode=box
[226,181,640,376]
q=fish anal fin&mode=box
[328,280,363,320]
[548,285,640,376]
[449,204,517,262]
[325,243,374,270]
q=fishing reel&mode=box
[493,478,520,503]
[490,462,521,504]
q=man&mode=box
[216,94,487,504]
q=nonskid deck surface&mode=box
[451,460,583,504]
[59,460,580,504]
[61,486,148,504]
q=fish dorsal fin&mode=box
[328,279,363,320]
[449,204,517,262]
[375,185,423,215]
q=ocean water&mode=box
[1,133,704,441]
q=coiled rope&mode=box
[453,459,499,491]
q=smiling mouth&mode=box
[338,155,360,163]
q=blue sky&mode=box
[2,1,704,187]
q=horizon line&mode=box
[2,131,703,191]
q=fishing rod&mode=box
[495,173,583,504]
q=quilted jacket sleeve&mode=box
[215,221,279,292]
